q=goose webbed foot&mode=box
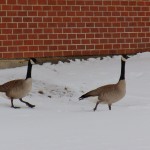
[11,99,20,109]
[11,106,20,109]
[19,98,35,108]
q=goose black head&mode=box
[29,58,37,65]
[121,55,129,61]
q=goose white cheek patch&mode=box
[121,57,127,62]
[30,59,35,65]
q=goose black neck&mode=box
[26,61,32,79]
[119,60,126,81]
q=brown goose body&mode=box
[79,55,129,111]
[0,78,32,99]
[84,80,126,104]
[0,58,37,108]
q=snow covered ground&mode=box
[0,52,150,150]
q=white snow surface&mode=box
[0,52,150,150]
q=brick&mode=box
[7,35,17,40]
[67,12,76,16]
[49,46,57,51]
[44,40,53,45]
[53,51,63,57]
[18,34,27,39]
[28,0,37,5]
[38,0,47,5]
[39,46,48,51]
[28,46,38,52]
[72,40,81,44]
[0,11,6,16]
[63,51,73,57]
[13,40,23,45]
[39,34,48,39]
[33,6,43,11]
[43,17,52,23]
[91,50,100,55]
[13,17,22,22]
[18,0,28,4]
[23,6,32,11]
[77,34,85,38]
[99,50,109,55]
[28,23,37,28]
[7,23,17,28]
[82,39,90,44]
[2,17,12,22]
[34,40,43,45]
[2,5,11,10]
[14,52,24,58]
[57,45,67,50]
[77,44,86,50]
[54,40,62,45]
[57,1,66,5]
[18,11,27,16]
[121,1,128,5]
[7,0,17,4]
[2,29,12,34]
[23,17,32,22]
[7,11,17,16]
[44,29,53,33]
[44,52,54,57]
[24,52,34,58]
[72,17,81,22]
[86,45,94,50]
[58,34,67,39]
[28,11,37,16]
[3,53,14,58]
[13,29,23,34]
[38,23,47,28]
[94,1,102,5]
[18,46,29,51]
[53,17,63,22]
[0,0,6,4]
[0,23,6,28]
[82,50,91,56]
[63,40,71,45]
[100,38,108,44]
[8,47,18,52]
[24,40,34,45]
[18,23,27,28]
[72,50,82,56]
[104,44,112,49]
[38,12,47,16]
[103,1,111,5]
[113,44,121,49]
[90,6,98,11]
[67,1,75,5]
[34,52,44,57]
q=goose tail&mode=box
[79,89,98,100]
[0,85,6,92]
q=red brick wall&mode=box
[0,0,150,58]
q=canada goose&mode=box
[79,55,129,111]
[0,58,38,109]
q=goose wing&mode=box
[0,79,24,92]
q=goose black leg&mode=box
[19,98,35,108]
[11,98,20,109]
[108,104,111,110]
[93,101,100,111]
